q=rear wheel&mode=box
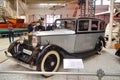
[37,50,61,77]
[96,39,104,55]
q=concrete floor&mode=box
[0,37,120,80]
[0,37,19,63]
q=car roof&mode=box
[56,17,104,21]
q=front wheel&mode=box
[37,50,61,77]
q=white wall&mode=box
[27,3,79,23]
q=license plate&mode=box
[23,49,32,55]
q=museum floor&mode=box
[0,37,119,80]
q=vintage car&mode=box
[5,17,106,77]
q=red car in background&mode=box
[0,16,27,36]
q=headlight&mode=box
[40,46,44,50]
[32,36,38,48]
[19,36,25,44]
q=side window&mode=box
[63,20,75,30]
[100,21,106,30]
[55,20,75,30]
[91,21,98,30]
[78,20,89,31]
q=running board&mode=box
[66,49,98,58]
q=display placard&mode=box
[63,59,84,69]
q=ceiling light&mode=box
[39,3,48,6]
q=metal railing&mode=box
[0,69,119,80]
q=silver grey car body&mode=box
[34,17,106,55]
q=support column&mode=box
[16,0,19,18]
[86,0,89,17]
[101,0,103,5]
[108,0,114,48]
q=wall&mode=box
[27,3,110,23]
[27,3,80,23]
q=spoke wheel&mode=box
[37,50,61,77]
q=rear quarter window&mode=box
[91,20,98,30]
[100,21,106,30]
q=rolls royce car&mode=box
[5,17,106,77]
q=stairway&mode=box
[0,0,17,18]
[113,2,120,49]
[105,1,120,49]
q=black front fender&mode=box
[36,44,72,63]
[37,44,62,59]
[8,40,18,55]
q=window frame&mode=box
[55,19,76,31]
[99,21,106,31]
[77,19,90,32]
[91,20,99,31]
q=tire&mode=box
[96,39,104,55]
[37,50,61,77]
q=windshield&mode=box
[55,19,76,31]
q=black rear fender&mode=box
[99,36,106,47]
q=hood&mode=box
[34,29,75,36]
